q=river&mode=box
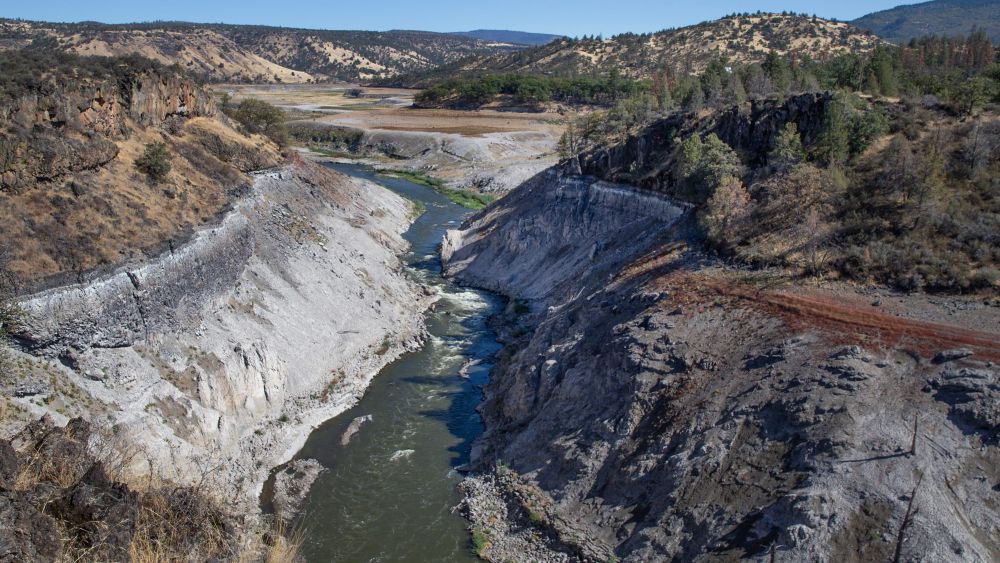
[288,162,501,562]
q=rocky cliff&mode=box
[1,66,217,191]
[443,171,1000,562]
[0,50,281,285]
[576,93,831,195]
[5,160,431,503]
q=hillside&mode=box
[0,48,282,287]
[451,29,562,46]
[0,19,519,83]
[390,14,883,86]
[854,0,1000,44]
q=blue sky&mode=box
[3,0,916,36]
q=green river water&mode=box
[287,162,502,562]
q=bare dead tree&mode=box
[892,472,924,563]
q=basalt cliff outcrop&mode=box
[576,92,831,194]
[1,63,217,192]
[443,170,1000,562]
[0,50,281,286]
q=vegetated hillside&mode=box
[0,20,314,83]
[439,36,1000,563]
[220,26,519,82]
[854,0,1000,44]
[0,19,518,83]
[0,47,282,288]
[389,13,883,87]
[560,32,1000,294]
[451,29,562,46]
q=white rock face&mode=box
[14,162,431,504]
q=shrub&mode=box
[135,142,172,183]
[224,98,288,146]
[470,528,490,556]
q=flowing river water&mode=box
[288,162,501,562]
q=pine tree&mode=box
[675,134,703,183]
[135,142,172,183]
[700,177,751,246]
[770,122,805,170]
[815,95,851,166]
[700,134,743,190]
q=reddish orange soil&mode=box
[647,268,1000,363]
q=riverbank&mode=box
[5,160,434,506]
[441,169,1000,562]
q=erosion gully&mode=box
[274,162,502,562]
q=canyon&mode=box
[1,9,998,558]
[5,78,999,560]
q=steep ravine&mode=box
[442,170,1000,562]
[8,160,431,504]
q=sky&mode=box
[2,0,918,36]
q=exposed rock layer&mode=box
[444,172,1000,562]
[10,161,430,503]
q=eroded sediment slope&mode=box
[8,161,431,502]
[443,171,1000,562]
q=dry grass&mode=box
[3,418,304,562]
[0,114,279,287]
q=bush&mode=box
[135,142,172,183]
[470,528,490,556]
[224,98,288,146]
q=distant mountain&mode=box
[393,14,882,87]
[853,0,1000,43]
[452,29,562,46]
[0,19,522,83]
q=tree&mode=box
[558,123,581,159]
[870,46,898,96]
[770,122,805,170]
[683,82,705,111]
[849,107,889,155]
[674,133,742,202]
[724,73,748,106]
[674,134,703,184]
[135,142,172,183]
[815,94,851,166]
[700,134,743,190]
[226,98,288,146]
[0,259,20,368]
[953,76,990,116]
[700,177,751,246]
[763,50,791,94]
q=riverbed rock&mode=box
[272,459,326,526]
[340,415,374,446]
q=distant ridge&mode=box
[452,29,562,46]
[0,19,522,83]
[853,0,1000,43]
[392,14,882,87]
